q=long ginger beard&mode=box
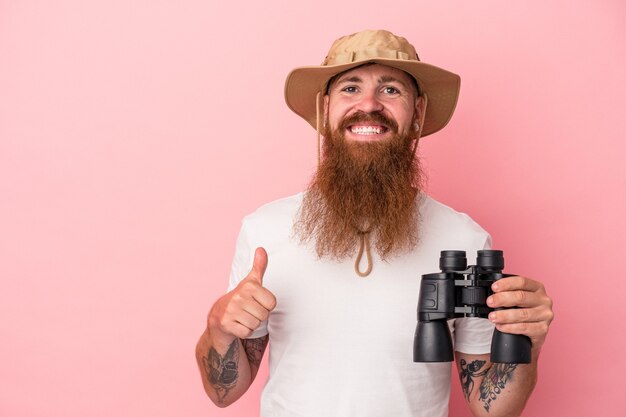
[294,111,424,261]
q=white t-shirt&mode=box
[228,193,494,417]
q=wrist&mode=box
[208,326,237,352]
[206,309,237,351]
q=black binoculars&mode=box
[413,250,531,364]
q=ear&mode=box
[414,95,426,123]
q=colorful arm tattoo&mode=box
[460,359,488,401]
[479,363,518,412]
[459,359,519,412]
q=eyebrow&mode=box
[379,75,409,88]
[335,76,363,85]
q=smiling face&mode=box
[295,64,426,262]
[324,64,424,143]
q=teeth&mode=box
[350,126,383,135]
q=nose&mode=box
[355,90,384,113]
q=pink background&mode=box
[1,1,624,416]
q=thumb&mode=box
[248,247,268,284]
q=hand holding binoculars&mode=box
[413,250,532,364]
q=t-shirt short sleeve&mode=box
[227,218,269,339]
[453,317,495,354]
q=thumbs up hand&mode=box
[246,247,269,285]
[208,248,277,345]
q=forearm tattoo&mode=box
[241,335,269,369]
[459,360,518,412]
[202,340,240,403]
[460,359,488,401]
[479,363,518,412]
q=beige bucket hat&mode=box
[284,29,461,138]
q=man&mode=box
[196,30,553,417]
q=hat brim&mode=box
[284,58,461,137]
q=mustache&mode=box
[338,111,399,133]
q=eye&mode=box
[341,85,358,93]
[382,86,400,95]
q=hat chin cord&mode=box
[314,92,428,277]
[315,91,323,167]
[354,231,373,277]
